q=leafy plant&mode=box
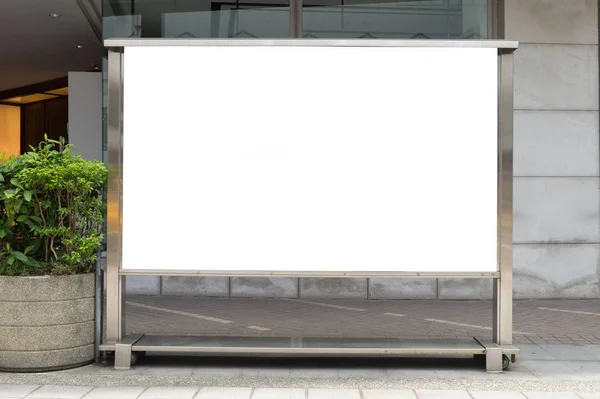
[0,242,40,274]
[0,152,42,275]
[0,136,107,276]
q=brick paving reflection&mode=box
[122,296,600,344]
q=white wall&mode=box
[68,72,102,161]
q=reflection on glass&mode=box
[103,0,487,39]
[303,0,487,39]
[163,7,290,39]
[103,0,290,38]
[103,15,142,38]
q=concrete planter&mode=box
[0,273,95,372]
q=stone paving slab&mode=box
[25,385,92,399]
[137,386,198,399]
[523,393,583,399]
[470,392,526,398]
[251,388,305,399]
[2,385,600,399]
[416,390,473,399]
[123,297,600,344]
[81,386,145,399]
[0,385,38,398]
[307,388,362,399]
[362,390,417,399]
[195,387,252,399]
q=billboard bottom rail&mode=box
[99,335,519,373]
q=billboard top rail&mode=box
[104,38,518,51]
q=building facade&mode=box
[99,0,600,299]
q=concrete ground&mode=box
[124,297,600,344]
[1,343,600,397]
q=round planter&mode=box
[0,273,95,372]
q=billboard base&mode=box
[100,335,518,373]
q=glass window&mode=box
[103,0,487,40]
[303,0,488,39]
[103,0,290,39]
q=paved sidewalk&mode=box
[2,343,600,396]
[2,385,600,399]
[125,297,600,344]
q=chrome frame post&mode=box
[290,0,302,38]
[106,48,126,344]
[493,49,514,347]
[94,249,103,363]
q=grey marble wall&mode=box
[508,0,600,299]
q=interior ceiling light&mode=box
[49,13,61,17]
[75,44,84,49]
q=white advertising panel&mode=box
[122,45,498,273]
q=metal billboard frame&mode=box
[101,39,518,373]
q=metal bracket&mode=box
[474,338,519,373]
[114,334,144,370]
[485,343,503,373]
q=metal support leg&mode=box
[114,334,144,370]
[94,250,104,364]
[485,344,503,373]
[475,338,517,372]
[493,276,512,345]
[114,342,132,370]
[106,48,126,350]
[106,272,126,342]
[494,50,514,347]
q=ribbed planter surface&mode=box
[0,273,95,372]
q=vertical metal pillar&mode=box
[94,249,103,363]
[290,0,302,38]
[106,48,126,344]
[490,0,505,40]
[493,49,514,347]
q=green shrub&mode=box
[0,136,107,276]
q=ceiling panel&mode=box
[4,93,60,104]
[45,87,69,96]
[0,0,102,92]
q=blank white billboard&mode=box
[122,45,498,273]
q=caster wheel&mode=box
[502,354,510,370]
[131,352,138,366]
[101,351,114,366]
